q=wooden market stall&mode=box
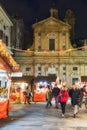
[11,76,56,102]
[0,40,19,119]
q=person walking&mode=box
[46,85,52,108]
[58,85,69,117]
[26,86,32,104]
[52,83,60,108]
[69,84,82,118]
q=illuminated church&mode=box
[14,6,87,87]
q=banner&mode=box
[34,93,46,102]
[0,100,9,119]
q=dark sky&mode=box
[1,0,87,38]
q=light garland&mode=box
[7,45,87,54]
[0,39,19,72]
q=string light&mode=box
[0,39,19,71]
[6,45,87,54]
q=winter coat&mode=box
[69,88,82,106]
[52,87,60,97]
[59,90,69,103]
[46,89,52,101]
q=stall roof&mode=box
[0,40,19,72]
[11,76,57,83]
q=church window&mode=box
[38,67,41,71]
[49,39,55,51]
[63,67,66,70]
[26,67,31,71]
[38,32,41,36]
[38,46,41,51]
[62,32,66,50]
[73,67,78,71]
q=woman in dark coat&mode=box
[69,85,82,118]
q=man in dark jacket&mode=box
[69,85,82,118]
[52,83,60,108]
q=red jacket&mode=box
[59,90,69,102]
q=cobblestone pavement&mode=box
[0,101,87,130]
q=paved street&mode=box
[0,101,87,130]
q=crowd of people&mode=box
[45,81,87,118]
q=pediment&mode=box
[32,17,70,29]
[44,19,59,26]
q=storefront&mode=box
[0,40,19,119]
[10,82,29,103]
[33,79,56,102]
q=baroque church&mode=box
[13,6,87,87]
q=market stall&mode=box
[33,81,54,102]
[10,82,29,103]
[0,39,19,119]
[11,76,56,102]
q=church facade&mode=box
[14,7,87,87]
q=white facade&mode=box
[0,5,13,47]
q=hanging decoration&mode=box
[6,45,87,55]
[0,40,19,72]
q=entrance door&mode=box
[72,77,78,85]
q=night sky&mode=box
[1,0,87,38]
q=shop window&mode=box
[49,39,55,51]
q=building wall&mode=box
[14,8,87,87]
[14,50,87,87]
[0,5,13,47]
